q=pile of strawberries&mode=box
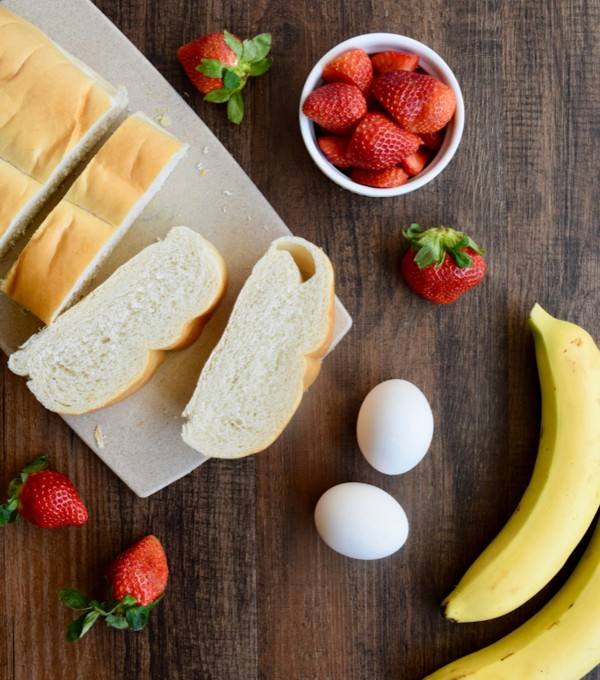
[302,48,457,189]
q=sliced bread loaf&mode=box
[181,236,335,459]
[0,6,127,256]
[8,226,227,415]
[2,112,188,324]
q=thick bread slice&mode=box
[182,236,335,459]
[0,7,127,256]
[8,226,227,415]
[2,113,187,324]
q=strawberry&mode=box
[401,147,433,176]
[372,70,457,134]
[401,224,486,303]
[419,129,445,150]
[317,135,353,168]
[372,50,419,74]
[0,456,88,528]
[302,82,367,135]
[60,535,169,640]
[177,31,272,124]
[346,112,421,170]
[351,166,409,188]
[322,48,374,94]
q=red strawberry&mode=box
[322,48,374,94]
[177,31,272,124]
[346,112,421,170]
[401,147,433,176]
[60,535,169,640]
[302,82,367,135]
[419,129,445,150]
[0,456,88,528]
[372,70,457,134]
[106,535,169,606]
[351,166,409,188]
[318,135,352,168]
[177,32,238,94]
[372,50,419,74]
[401,224,486,303]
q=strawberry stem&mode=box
[59,587,163,640]
[403,224,485,269]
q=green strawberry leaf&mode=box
[249,56,272,77]
[227,91,244,124]
[59,588,92,610]
[198,58,226,79]
[223,68,241,91]
[242,33,272,62]
[21,455,49,475]
[105,613,130,630]
[0,498,18,526]
[66,610,100,641]
[204,87,233,103]
[224,31,243,59]
[403,224,485,270]
[125,605,151,631]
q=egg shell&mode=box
[314,482,409,559]
[357,379,434,475]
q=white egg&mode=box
[357,379,434,475]
[314,482,409,559]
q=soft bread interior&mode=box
[0,7,127,256]
[8,226,227,415]
[181,236,335,459]
[2,112,187,324]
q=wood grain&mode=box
[1,0,600,678]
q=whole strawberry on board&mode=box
[59,535,169,640]
[177,30,272,124]
[401,224,486,303]
[0,455,88,528]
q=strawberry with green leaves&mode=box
[177,30,272,124]
[401,224,486,303]
[60,535,169,640]
[0,456,88,528]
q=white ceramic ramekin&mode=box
[299,33,465,197]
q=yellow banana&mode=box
[442,303,600,622]
[424,508,600,679]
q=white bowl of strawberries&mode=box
[299,33,464,196]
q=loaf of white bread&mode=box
[8,227,227,415]
[182,236,335,459]
[0,6,128,256]
[2,112,188,324]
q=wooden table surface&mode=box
[2,0,600,678]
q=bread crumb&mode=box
[203,146,209,154]
[223,190,233,196]
[157,113,172,127]
[93,425,105,449]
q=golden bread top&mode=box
[65,114,184,225]
[0,159,42,238]
[0,7,118,182]
[2,201,115,324]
